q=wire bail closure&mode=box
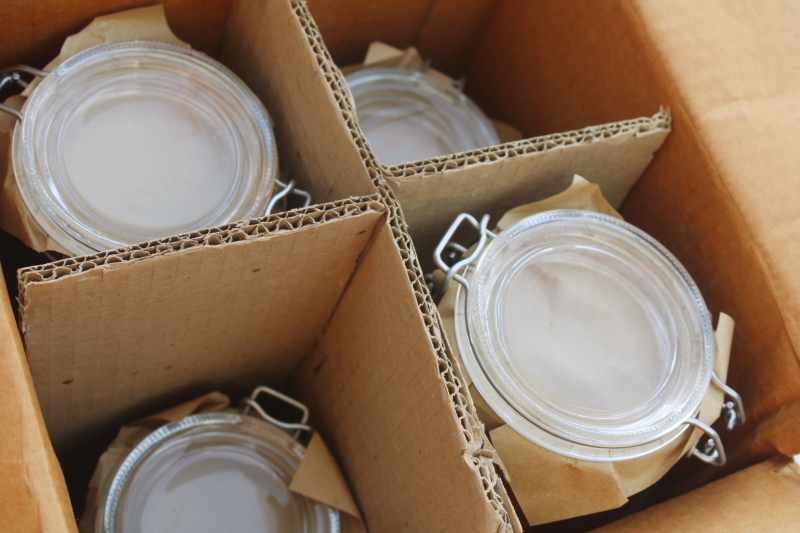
[265,179,313,216]
[0,65,49,122]
[242,385,313,440]
[684,372,746,466]
[432,212,494,303]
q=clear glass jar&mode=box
[8,41,278,256]
[96,390,339,533]
[435,210,744,463]
[344,67,500,166]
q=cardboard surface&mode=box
[592,455,800,532]
[19,199,383,480]
[289,222,516,533]
[0,266,75,533]
[392,112,669,273]
[219,0,379,204]
[626,0,800,489]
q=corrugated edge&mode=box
[387,109,672,179]
[18,195,384,287]
[291,1,517,530]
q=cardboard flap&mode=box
[290,432,362,520]
[592,455,800,532]
[0,266,76,533]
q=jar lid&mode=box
[454,210,715,460]
[101,412,339,533]
[13,41,278,256]
[344,67,499,166]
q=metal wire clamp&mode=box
[242,385,313,440]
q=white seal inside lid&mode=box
[344,67,500,166]
[455,210,715,460]
[13,41,278,256]
[102,413,339,533]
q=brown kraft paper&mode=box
[343,41,524,144]
[79,391,363,533]
[0,6,188,255]
[438,175,733,526]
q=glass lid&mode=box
[455,210,714,460]
[344,67,500,166]
[101,412,339,533]
[13,40,278,256]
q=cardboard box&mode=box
[2,1,798,533]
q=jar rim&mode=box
[100,412,340,533]
[454,209,715,460]
[13,40,278,256]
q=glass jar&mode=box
[434,210,745,464]
[344,67,500,166]
[96,387,339,533]
[2,41,279,256]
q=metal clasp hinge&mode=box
[685,372,745,467]
[265,179,313,216]
[432,212,494,302]
[0,65,49,122]
[242,385,313,440]
[711,372,746,430]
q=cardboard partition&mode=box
[16,195,517,533]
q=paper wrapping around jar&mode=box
[437,175,733,526]
[0,5,189,255]
[78,391,364,533]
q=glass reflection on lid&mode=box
[12,40,278,255]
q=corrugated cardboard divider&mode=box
[289,222,513,532]
[18,197,383,505]
[386,112,670,272]
[244,1,674,530]
[19,192,518,532]
[219,0,380,204]
[305,0,800,504]
[6,1,520,531]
